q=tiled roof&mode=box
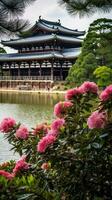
[0,48,81,62]
[38,19,85,36]
[2,34,83,47]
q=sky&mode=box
[4,0,112,53]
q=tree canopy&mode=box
[0,0,36,35]
[67,18,112,86]
[59,0,112,17]
[94,66,112,87]
[0,47,6,53]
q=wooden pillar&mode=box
[51,60,54,81]
[60,64,63,81]
[28,62,31,77]
[6,81,8,88]
[9,63,11,76]
[60,61,64,81]
[39,82,40,90]
[18,62,20,77]
[39,62,42,77]
[0,81,2,88]
[0,63,3,76]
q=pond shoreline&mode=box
[0,89,66,94]
[0,90,64,162]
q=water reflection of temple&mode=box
[0,17,85,89]
[0,92,64,105]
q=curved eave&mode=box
[1,35,54,47]
[63,51,80,59]
[57,35,82,44]
[38,21,85,36]
[24,20,85,37]
[37,22,56,32]
[22,19,61,35]
[18,18,85,38]
[0,48,80,62]
[58,26,85,36]
[1,34,83,48]
[0,53,53,62]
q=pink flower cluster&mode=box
[0,117,16,133]
[37,118,65,153]
[0,156,30,180]
[79,81,98,94]
[100,85,112,101]
[87,111,106,129]
[15,126,29,140]
[54,101,73,118]
[51,118,65,133]
[33,123,48,136]
[0,170,14,180]
[65,81,98,100]
[13,156,30,174]
[48,118,65,137]
[0,118,30,140]
[37,134,56,153]
[65,88,81,100]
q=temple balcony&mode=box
[0,76,63,81]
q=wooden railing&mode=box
[0,76,63,81]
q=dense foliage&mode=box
[59,0,112,17]
[0,0,36,35]
[94,66,112,87]
[0,47,6,53]
[67,18,112,86]
[1,81,112,199]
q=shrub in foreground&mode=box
[0,82,112,199]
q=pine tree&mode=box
[67,18,112,85]
[0,0,36,35]
[59,0,112,17]
[0,47,6,53]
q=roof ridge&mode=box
[60,24,85,33]
[39,18,61,26]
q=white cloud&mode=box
[23,0,112,30]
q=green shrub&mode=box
[0,81,112,199]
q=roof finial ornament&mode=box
[39,16,41,20]
[58,19,61,24]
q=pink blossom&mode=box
[63,101,73,108]
[51,118,65,132]
[37,137,48,153]
[65,88,81,100]
[0,170,15,180]
[54,102,63,118]
[106,85,112,94]
[37,134,56,153]
[15,126,29,140]
[87,111,106,129]
[33,123,48,136]
[47,129,59,137]
[41,163,49,170]
[13,157,30,174]
[0,117,16,133]
[100,91,109,101]
[46,134,56,144]
[100,85,112,101]
[54,101,73,117]
[79,81,98,94]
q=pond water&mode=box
[0,92,64,163]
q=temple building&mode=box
[0,17,85,89]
